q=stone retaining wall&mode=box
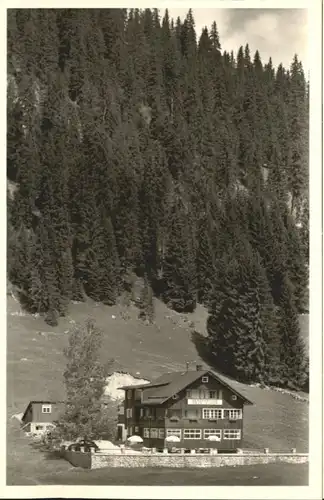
[65,451,308,470]
[91,453,308,469]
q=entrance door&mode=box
[117,424,125,441]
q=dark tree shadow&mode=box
[190,330,218,369]
[190,330,239,384]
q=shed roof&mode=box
[21,400,64,422]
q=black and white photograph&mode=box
[4,1,322,497]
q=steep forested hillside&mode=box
[7,9,309,390]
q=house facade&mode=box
[21,400,65,434]
[118,366,253,451]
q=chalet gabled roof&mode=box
[120,370,253,406]
[119,372,177,391]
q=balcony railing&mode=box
[187,398,223,405]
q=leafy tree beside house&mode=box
[49,319,117,446]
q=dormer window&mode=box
[42,404,52,414]
[202,376,209,383]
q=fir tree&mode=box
[208,245,269,384]
[196,213,215,306]
[162,201,196,312]
[278,278,307,389]
[207,256,242,376]
[138,273,155,323]
[287,55,308,215]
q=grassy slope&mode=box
[7,295,309,485]
[35,463,309,486]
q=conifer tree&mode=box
[29,217,60,324]
[85,209,120,306]
[278,278,307,389]
[7,225,33,309]
[287,55,308,215]
[196,213,215,306]
[207,256,242,376]
[283,208,308,312]
[234,286,265,383]
[208,244,269,384]
[138,273,155,323]
[162,201,196,312]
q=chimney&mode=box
[196,364,203,371]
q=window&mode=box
[223,409,242,419]
[127,390,132,400]
[128,426,133,435]
[228,409,242,420]
[172,394,179,400]
[143,428,165,439]
[118,406,124,415]
[183,429,202,439]
[42,404,52,414]
[188,390,221,399]
[223,429,241,440]
[140,408,144,418]
[169,409,181,420]
[151,428,158,438]
[126,408,132,418]
[166,428,181,439]
[209,390,219,399]
[144,407,151,418]
[202,376,209,383]
[156,408,165,420]
[184,409,200,419]
[203,429,222,439]
[35,425,44,431]
[231,395,237,401]
[202,408,223,419]
[135,426,139,433]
